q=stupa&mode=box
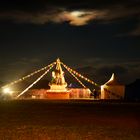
[49,58,67,91]
[46,58,69,99]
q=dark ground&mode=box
[0,100,140,140]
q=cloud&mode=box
[8,57,41,66]
[127,24,140,36]
[0,9,107,26]
[97,65,128,76]
[53,10,107,26]
[0,0,139,26]
[116,19,140,37]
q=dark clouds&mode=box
[0,0,139,38]
[97,65,128,76]
[0,0,140,33]
[0,0,139,10]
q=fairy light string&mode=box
[2,62,56,88]
[16,65,54,98]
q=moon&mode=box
[70,11,85,17]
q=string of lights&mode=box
[2,59,100,99]
[61,62,100,87]
[63,64,86,88]
[2,62,56,89]
[16,65,54,98]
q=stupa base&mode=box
[46,91,70,99]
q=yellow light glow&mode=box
[3,87,13,95]
[70,11,85,17]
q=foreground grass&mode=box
[0,100,139,140]
[0,125,139,140]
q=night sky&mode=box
[0,0,140,86]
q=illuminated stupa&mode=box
[46,58,69,99]
[49,58,67,91]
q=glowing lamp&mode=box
[3,87,13,95]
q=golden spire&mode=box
[49,58,67,90]
[56,58,62,73]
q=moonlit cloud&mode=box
[54,10,107,26]
[0,0,139,28]
[0,9,107,26]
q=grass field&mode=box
[0,99,140,140]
